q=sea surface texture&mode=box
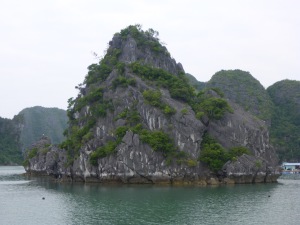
[0,166,298,225]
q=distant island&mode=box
[0,106,67,165]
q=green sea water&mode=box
[0,166,299,225]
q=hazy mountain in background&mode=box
[18,106,68,151]
[205,70,274,122]
[267,80,300,161]
[0,116,22,165]
[185,73,206,91]
[0,106,68,165]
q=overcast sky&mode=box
[0,0,299,119]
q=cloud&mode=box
[0,0,299,118]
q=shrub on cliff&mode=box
[227,146,251,160]
[143,90,176,116]
[192,91,233,120]
[130,62,194,103]
[140,130,176,157]
[199,133,228,172]
[199,133,251,172]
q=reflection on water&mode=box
[1,166,300,225]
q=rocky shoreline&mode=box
[23,137,280,185]
[24,170,280,186]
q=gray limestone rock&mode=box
[24,26,280,184]
[223,154,280,183]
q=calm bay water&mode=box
[0,166,299,225]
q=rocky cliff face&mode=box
[24,25,280,184]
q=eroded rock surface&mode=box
[24,26,280,184]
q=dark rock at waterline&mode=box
[222,154,280,183]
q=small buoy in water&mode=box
[268,195,270,197]
[42,197,45,200]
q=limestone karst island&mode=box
[2,25,300,185]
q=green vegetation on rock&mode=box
[227,146,251,161]
[90,141,118,166]
[83,48,120,85]
[199,133,228,172]
[143,90,176,116]
[206,70,274,121]
[139,128,196,166]
[199,133,251,172]
[130,62,194,102]
[118,105,176,156]
[112,76,136,89]
[119,25,169,56]
[63,53,118,162]
[130,62,232,120]
[62,25,238,168]
[23,137,51,167]
[192,91,233,120]
[140,130,176,156]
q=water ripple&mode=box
[1,167,300,225]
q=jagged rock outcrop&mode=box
[111,33,184,75]
[24,25,280,184]
[208,102,278,164]
[24,136,69,178]
[223,154,279,183]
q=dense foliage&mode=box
[140,130,176,156]
[267,80,300,161]
[227,146,251,161]
[192,91,233,120]
[206,70,274,121]
[130,62,194,102]
[119,25,170,56]
[83,48,121,86]
[139,128,195,166]
[143,90,176,116]
[90,141,118,166]
[199,133,228,172]
[130,62,232,120]
[199,133,251,172]
[0,117,22,165]
[112,76,136,89]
